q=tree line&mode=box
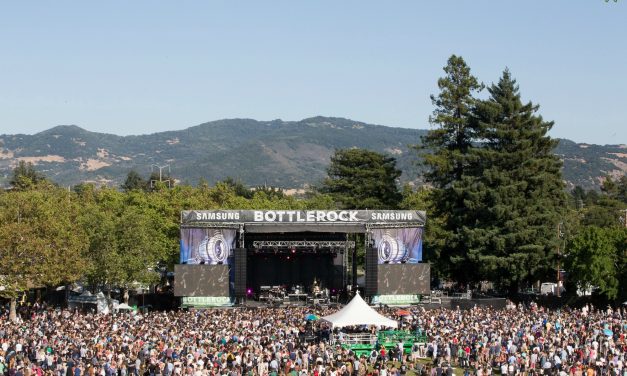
[413,56,625,301]
[1,55,625,317]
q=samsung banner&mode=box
[182,210,426,225]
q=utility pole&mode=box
[556,222,564,298]
[151,164,171,188]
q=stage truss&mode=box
[252,240,355,249]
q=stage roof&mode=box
[181,210,426,233]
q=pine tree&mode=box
[419,55,483,282]
[320,148,402,209]
[464,70,566,291]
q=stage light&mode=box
[287,256,290,260]
[291,248,296,254]
[246,288,253,295]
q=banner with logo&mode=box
[182,210,425,225]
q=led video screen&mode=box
[174,264,230,297]
[372,228,422,264]
[180,228,236,265]
[377,263,430,295]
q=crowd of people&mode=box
[0,301,625,376]
[409,304,625,376]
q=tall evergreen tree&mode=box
[320,148,401,209]
[419,55,483,281]
[464,70,566,291]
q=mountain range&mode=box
[1,117,625,191]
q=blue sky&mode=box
[0,1,625,144]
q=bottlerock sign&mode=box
[181,210,426,225]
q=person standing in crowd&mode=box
[0,301,625,376]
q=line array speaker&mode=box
[234,248,247,297]
[365,247,378,297]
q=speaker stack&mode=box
[365,247,378,297]
[234,248,247,298]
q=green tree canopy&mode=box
[421,55,483,186]
[569,179,626,228]
[565,226,624,300]
[420,58,567,291]
[121,170,147,192]
[218,177,254,199]
[79,188,170,298]
[418,55,483,282]
[253,185,285,200]
[601,175,627,204]
[462,69,566,291]
[320,148,402,209]
[10,161,48,190]
[0,187,87,320]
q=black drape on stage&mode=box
[247,253,341,292]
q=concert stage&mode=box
[174,210,429,308]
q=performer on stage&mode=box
[312,278,322,298]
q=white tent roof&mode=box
[320,292,398,328]
[116,303,134,310]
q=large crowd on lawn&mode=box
[0,301,624,376]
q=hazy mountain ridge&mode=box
[0,117,625,190]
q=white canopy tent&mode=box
[320,292,398,328]
[115,303,134,311]
[68,291,113,314]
